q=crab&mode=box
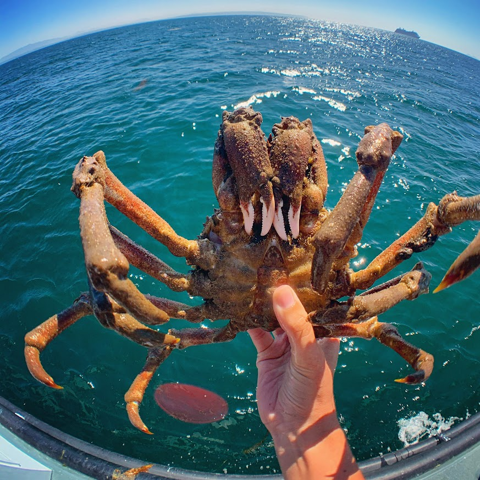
[25,107,480,434]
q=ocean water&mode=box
[1,15,479,475]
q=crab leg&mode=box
[24,293,92,389]
[24,289,181,391]
[88,287,179,346]
[110,226,190,292]
[110,226,228,305]
[125,322,238,434]
[170,321,239,348]
[125,347,173,434]
[313,316,434,384]
[351,193,480,290]
[439,193,480,224]
[146,295,227,322]
[343,166,389,260]
[88,151,218,270]
[435,229,480,292]
[311,124,403,292]
[310,263,430,325]
[72,156,172,326]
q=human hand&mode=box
[248,285,363,480]
[248,284,339,436]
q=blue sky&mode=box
[1,0,479,60]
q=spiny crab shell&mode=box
[24,106,480,434]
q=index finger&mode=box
[248,328,274,354]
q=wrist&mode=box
[270,407,340,453]
[271,411,363,480]
[266,397,338,440]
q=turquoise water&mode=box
[1,15,479,475]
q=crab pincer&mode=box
[215,107,275,236]
[268,116,327,240]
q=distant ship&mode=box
[395,28,420,39]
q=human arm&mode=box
[248,285,364,480]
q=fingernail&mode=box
[275,286,295,309]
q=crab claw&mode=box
[217,107,276,236]
[272,201,302,240]
[259,187,275,236]
[288,203,302,239]
[434,230,480,293]
[269,116,324,240]
[240,200,255,235]
[273,199,288,241]
[238,184,274,236]
[271,186,302,240]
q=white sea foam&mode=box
[322,138,341,147]
[234,91,280,109]
[280,68,301,77]
[397,411,460,446]
[260,67,279,75]
[292,86,317,95]
[325,87,361,100]
[261,66,299,76]
[313,95,347,111]
[280,36,301,42]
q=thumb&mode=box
[272,285,316,357]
